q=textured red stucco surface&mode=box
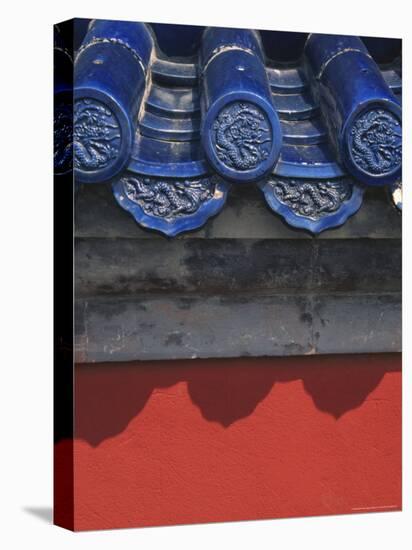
[55,353,401,531]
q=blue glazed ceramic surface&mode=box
[200,28,283,183]
[258,177,364,233]
[305,34,402,186]
[61,21,402,235]
[112,174,229,236]
[73,20,154,183]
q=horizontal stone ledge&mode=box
[75,183,401,241]
[75,292,401,363]
[75,237,401,297]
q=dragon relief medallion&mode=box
[120,176,216,220]
[54,102,73,173]
[349,109,402,175]
[270,178,353,220]
[74,98,121,171]
[212,102,272,171]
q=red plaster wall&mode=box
[54,353,401,531]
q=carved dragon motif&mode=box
[271,178,352,220]
[73,98,121,171]
[350,109,402,175]
[213,102,272,170]
[54,103,73,173]
[121,176,215,219]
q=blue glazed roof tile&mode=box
[55,21,402,236]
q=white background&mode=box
[0,0,410,548]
